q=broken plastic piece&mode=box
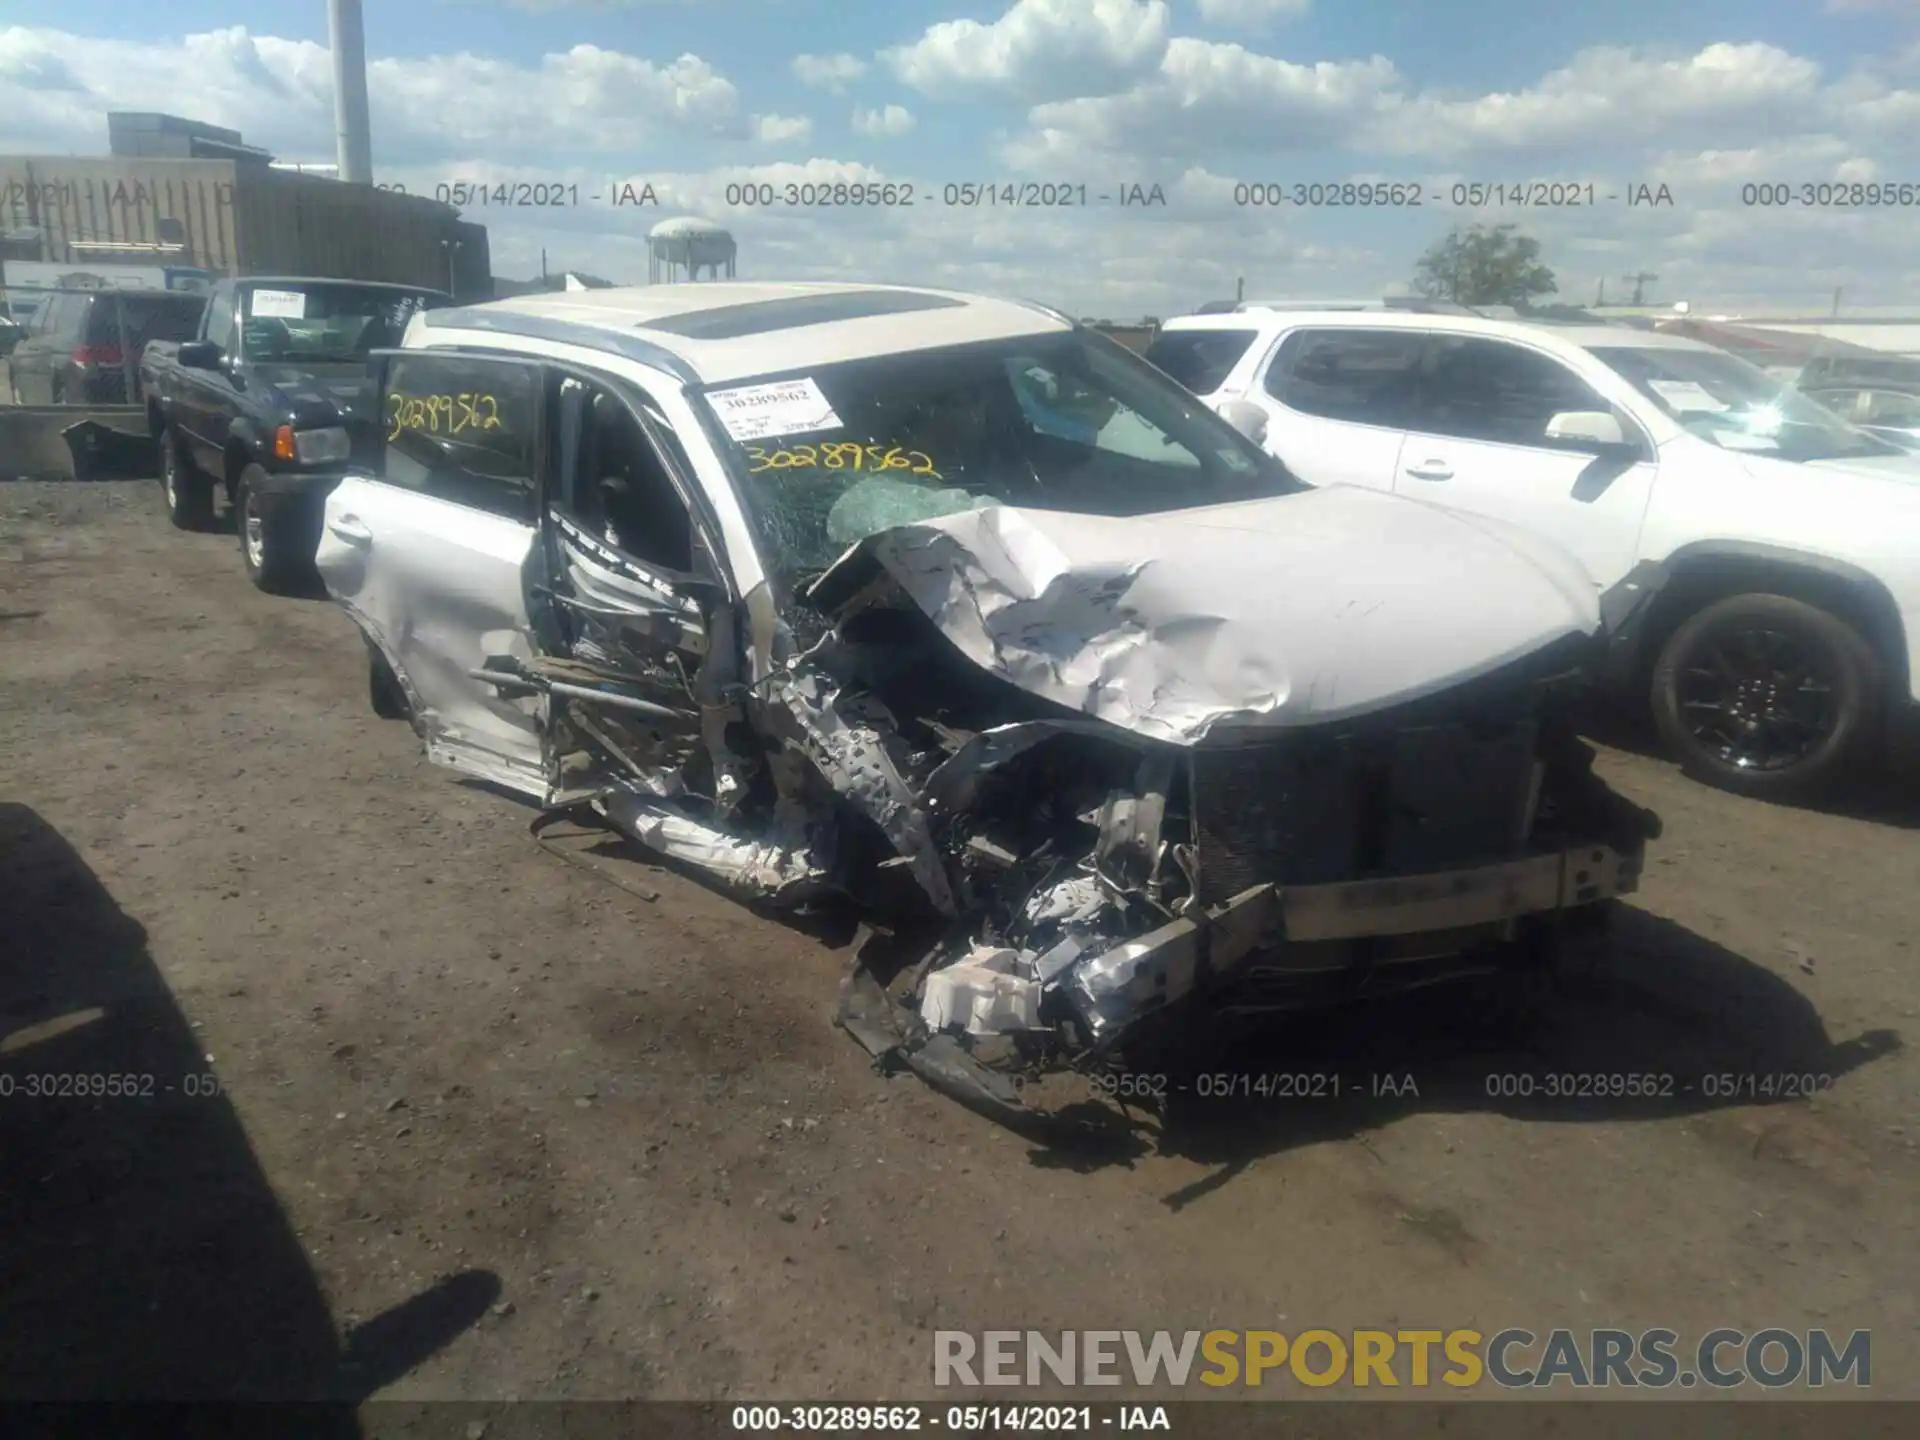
[920,947,1043,1036]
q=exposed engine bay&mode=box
[497,498,1663,1124]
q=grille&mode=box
[1189,719,1538,907]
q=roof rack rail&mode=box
[1227,297,1485,316]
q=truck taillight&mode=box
[273,425,297,461]
[72,344,123,366]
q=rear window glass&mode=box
[241,284,447,364]
[1143,328,1260,394]
[88,295,205,345]
[1268,328,1426,425]
[381,352,539,521]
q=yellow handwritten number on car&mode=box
[746,442,941,479]
[386,392,504,441]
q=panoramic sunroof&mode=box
[642,290,966,340]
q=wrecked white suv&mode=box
[316,282,1660,1119]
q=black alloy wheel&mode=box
[1651,592,1881,801]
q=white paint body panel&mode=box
[837,489,1603,746]
[426,282,1069,385]
[1163,309,1920,703]
[317,475,547,797]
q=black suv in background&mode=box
[6,289,207,404]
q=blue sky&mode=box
[6,1,1920,313]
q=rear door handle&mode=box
[328,516,373,546]
[1404,461,1453,481]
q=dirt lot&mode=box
[3,479,1919,1408]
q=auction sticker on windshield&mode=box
[706,378,843,442]
[1647,379,1728,413]
[249,288,308,319]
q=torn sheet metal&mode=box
[810,490,1604,745]
[594,788,829,905]
[769,666,960,916]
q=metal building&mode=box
[0,156,491,299]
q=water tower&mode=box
[648,216,737,282]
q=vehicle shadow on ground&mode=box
[1024,905,1901,1193]
[1579,695,1920,830]
[0,804,498,1422]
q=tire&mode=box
[159,425,214,531]
[368,643,409,720]
[236,464,318,595]
[1651,592,1881,801]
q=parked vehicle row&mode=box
[142,275,450,591]
[6,287,205,405]
[145,279,1663,1114]
[1794,353,1920,453]
[1148,306,1920,800]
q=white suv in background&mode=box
[1148,308,1920,800]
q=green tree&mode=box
[1411,223,1558,307]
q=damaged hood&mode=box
[814,487,1603,745]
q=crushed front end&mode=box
[831,634,1660,1122]
[524,494,1663,1124]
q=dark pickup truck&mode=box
[143,275,450,592]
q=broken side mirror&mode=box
[1217,399,1269,446]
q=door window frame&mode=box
[1406,332,1656,460]
[203,289,237,354]
[369,347,549,525]
[1257,325,1429,432]
[542,359,732,599]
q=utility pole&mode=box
[1235,276,1244,304]
[1595,277,1607,307]
[327,0,374,184]
[1621,272,1658,305]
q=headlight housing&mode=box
[277,425,352,465]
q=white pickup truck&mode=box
[1150,309,1920,800]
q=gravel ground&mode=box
[2,480,1917,1411]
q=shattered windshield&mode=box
[699,329,1299,581]
[241,283,448,365]
[1588,345,1902,463]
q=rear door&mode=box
[1389,333,1658,589]
[1249,326,1426,492]
[12,293,74,403]
[316,349,551,798]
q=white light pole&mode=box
[328,0,374,184]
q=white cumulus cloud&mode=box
[792,52,867,92]
[851,104,916,137]
[883,0,1171,103]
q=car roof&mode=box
[1157,308,1718,353]
[240,277,450,294]
[423,281,1072,385]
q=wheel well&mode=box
[223,443,253,497]
[1635,554,1909,696]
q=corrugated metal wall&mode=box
[230,170,466,290]
[1,158,493,299]
[0,157,242,271]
